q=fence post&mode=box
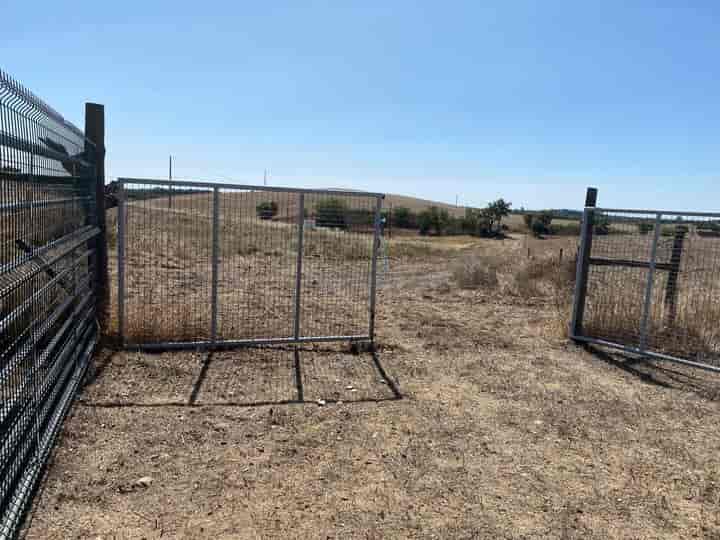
[369,196,383,343]
[639,213,663,352]
[84,103,108,327]
[117,181,126,346]
[210,187,220,345]
[570,187,598,339]
[664,224,687,327]
[294,193,305,341]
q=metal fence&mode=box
[117,178,384,350]
[571,200,720,372]
[0,70,101,539]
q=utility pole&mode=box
[456,195,459,207]
[264,169,268,186]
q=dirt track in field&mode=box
[24,234,720,539]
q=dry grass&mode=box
[452,255,501,290]
[25,232,720,539]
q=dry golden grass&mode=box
[27,231,720,540]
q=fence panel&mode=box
[0,69,100,540]
[572,205,720,371]
[118,179,383,349]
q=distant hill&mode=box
[384,194,466,217]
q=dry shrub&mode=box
[452,255,501,289]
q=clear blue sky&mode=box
[4,1,720,210]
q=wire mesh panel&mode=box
[0,69,99,539]
[572,207,720,371]
[118,179,383,349]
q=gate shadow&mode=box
[80,346,401,409]
[586,344,720,402]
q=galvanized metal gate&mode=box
[571,190,720,372]
[0,70,102,539]
[117,178,383,350]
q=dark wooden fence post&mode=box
[84,103,108,329]
[664,223,687,327]
[570,187,598,339]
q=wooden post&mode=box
[570,187,598,338]
[664,224,687,327]
[84,103,108,329]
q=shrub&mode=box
[418,206,450,235]
[637,221,654,235]
[256,200,278,220]
[316,198,348,228]
[391,207,417,229]
[593,214,611,235]
[453,256,500,289]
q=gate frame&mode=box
[117,177,385,351]
[570,187,720,373]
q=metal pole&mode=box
[117,181,126,346]
[368,196,383,343]
[293,193,305,341]
[570,187,598,339]
[639,213,663,352]
[210,187,220,344]
[168,156,173,209]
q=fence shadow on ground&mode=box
[586,344,720,402]
[79,346,401,409]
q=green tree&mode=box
[315,198,348,228]
[481,198,512,235]
[256,200,278,220]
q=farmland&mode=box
[22,195,720,539]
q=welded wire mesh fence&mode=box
[571,207,720,371]
[117,179,383,349]
[0,69,100,539]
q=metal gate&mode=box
[0,70,102,539]
[117,178,383,350]
[571,190,720,372]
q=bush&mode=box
[637,221,654,235]
[316,198,348,228]
[453,256,500,290]
[256,200,278,220]
[525,212,554,237]
[391,207,417,229]
[418,206,450,235]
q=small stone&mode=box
[135,476,153,488]
[317,399,326,406]
[346,384,354,390]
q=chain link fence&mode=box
[117,179,383,350]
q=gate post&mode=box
[210,187,220,345]
[639,213,663,352]
[294,193,305,341]
[369,196,383,343]
[84,103,108,327]
[117,181,126,346]
[570,187,598,339]
[664,223,687,327]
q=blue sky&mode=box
[4,1,720,210]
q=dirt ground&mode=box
[23,233,720,539]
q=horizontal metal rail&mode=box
[0,249,93,334]
[592,207,720,219]
[118,177,386,199]
[0,225,99,277]
[571,334,720,374]
[0,196,91,214]
[589,257,675,272]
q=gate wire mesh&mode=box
[118,179,383,349]
[573,207,720,371]
[0,69,99,539]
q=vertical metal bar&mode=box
[210,187,220,344]
[293,193,305,341]
[368,196,383,342]
[570,188,598,339]
[639,213,663,352]
[117,181,126,346]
